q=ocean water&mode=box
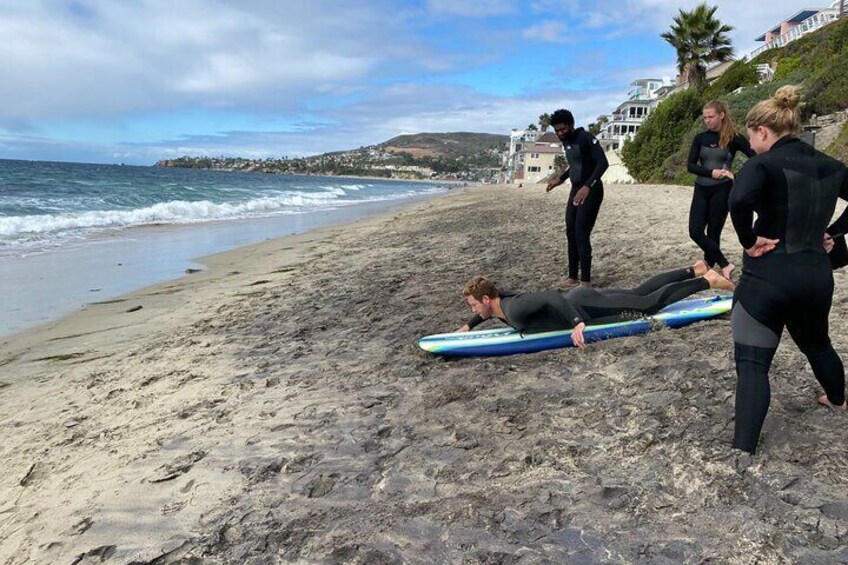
[0,159,448,256]
[0,159,452,336]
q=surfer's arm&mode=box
[464,314,486,330]
[734,134,756,159]
[558,295,584,328]
[583,134,608,189]
[828,173,848,236]
[687,134,712,177]
[729,162,766,250]
[829,209,848,238]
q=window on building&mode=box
[531,153,539,158]
[528,166,541,172]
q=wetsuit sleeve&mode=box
[558,295,584,327]
[466,314,486,330]
[687,134,712,177]
[583,134,608,189]
[826,170,848,236]
[729,161,767,249]
[558,167,570,183]
[733,134,756,159]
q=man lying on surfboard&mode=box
[457,260,735,349]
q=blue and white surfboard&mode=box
[418,295,732,357]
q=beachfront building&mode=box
[597,78,673,151]
[750,3,842,58]
[513,132,563,184]
[505,128,542,181]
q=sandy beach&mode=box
[1,182,846,564]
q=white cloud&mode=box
[0,1,418,123]
[525,0,815,53]
[522,21,572,43]
[588,1,813,52]
[425,0,517,17]
[0,0,820,165]
[1,80,624,164]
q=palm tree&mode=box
[526,123,538,131]
[538,113,552,131]
[661,3,734,91]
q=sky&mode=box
[0,0,821,165]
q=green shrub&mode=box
[773,56,802,80]
[725,78,799,121]
[621,89,702,182]
[703,60,760,101]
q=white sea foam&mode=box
[0,194,331,237]
[0,185,447,240]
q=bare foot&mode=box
[559,278,580,288]
[693,260,709,277]
[721,263,736,281]
[704,269,736,291]
[818,394,848,410]
[579,281,592,288]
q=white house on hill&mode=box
[597,78,673,151]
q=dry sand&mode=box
[0,183,846,564]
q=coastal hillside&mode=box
[156,132,508,182]
[622,16,848,184]
[381,132,508,159]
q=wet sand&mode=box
[0,182,846,564]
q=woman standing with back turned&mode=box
[728,86,848,454]
[687,100,756,280]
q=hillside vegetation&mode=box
[622,16,848,184]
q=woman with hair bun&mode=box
[728,85,848,454]
[687,100,755,280]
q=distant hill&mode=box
[380,132,509,158]
[156,132,509,182]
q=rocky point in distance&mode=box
[156,132,509,183]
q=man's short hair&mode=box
[463,276,499,300]
[550,109,574,128]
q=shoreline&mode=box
[0,185,457,338]
[0,184,478,385]
[1,182,846,564]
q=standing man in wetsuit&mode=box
[729,86,848,455]
[546,109,609,288]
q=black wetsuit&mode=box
[466,267,708,333]
[728,136,848,454]
[687,131,755,268]
[557,128,609,282]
